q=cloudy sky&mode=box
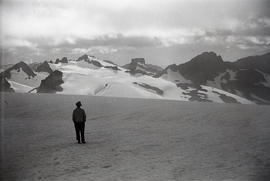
[1,0,270,66]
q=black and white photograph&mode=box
[1,0,270,180]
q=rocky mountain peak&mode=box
[131,58,145,65]
[190,52,223,64]
[55,57,68,64]
[0,76,14,92]
[0,61,36,79]
[77,54,96,62]
[36,61,53,74]
[37,70,64,93]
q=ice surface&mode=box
[1,93,270,181]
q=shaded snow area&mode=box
[7,68,49,92]
[1,93,270,181]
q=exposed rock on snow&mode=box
[36,61,53,74]
[37,70,64,93]
[123,58,163,76]
[55,57,68,64]
[158,51,270,104]
[0,76,14,92]
[1,52,268,104]
[0,61,36,79]
[133,82,164,95]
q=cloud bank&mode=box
[1,0,270,65]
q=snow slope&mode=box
[51,60,253,104]
[161,68,192,84]
[1,93,270,181]
[3,56,254,104]
[7,68,49,92]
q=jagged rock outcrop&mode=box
[159,51,270,104]
[177,52,235,85]
[55,57,68,64]
[55,58,60,64]
[0,76,14,92]
[77,54,102,67]
[131,58,145,65]
[37,70,64,93]
[0,61,36,79]
[36,61,53,74]
[123,58,163,76]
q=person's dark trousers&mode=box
[74,122,85,143]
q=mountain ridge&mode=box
[1,51,269,104]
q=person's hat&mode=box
[76,101,82,107]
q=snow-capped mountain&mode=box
[0,61,49,93]
[0,54,255,104]
[30,61,53,74]
[159,52,270,104]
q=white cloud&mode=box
[72,47,118,55]
[2,0,265,43]
[1,0,270,65]
[2,38,37,48]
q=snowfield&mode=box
[1,93,270,181]
[4,58,254,104]
[8,68,49,92]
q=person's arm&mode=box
[72,110,75,122]
[83,110,86,122]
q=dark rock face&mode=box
[104,60,117,66]
[61,57,68,63]
[177,52,233,85]
[123,58,163,76]
[55,57,68,64]
[55,58,60,64]
[158,52,234,84]
[0,76,14,92]
[234,52,270,74]
[77,54,102,67]
[159,51,270,104]
[133,82,164,95]
[131,58,145,64]
[77,54,90,62]
[91,60,102,67]
[0,61,36,79]
[104,66,120,71]
[36,61,53,74]
[221,69,270,104]
[29,62,42,71]
[37,70,64,93]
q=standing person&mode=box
[72,101,86,144]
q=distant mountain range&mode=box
[1,52,269,104]
[159,52,270,104]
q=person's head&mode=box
[76,101,82,108]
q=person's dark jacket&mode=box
[72,108,86,123]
